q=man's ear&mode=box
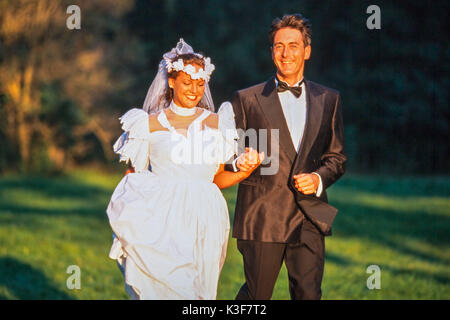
[304,45,311,60]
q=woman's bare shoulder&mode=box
[203,112,218,129]
[148,111,167,132]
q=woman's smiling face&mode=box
[169,63,205,109]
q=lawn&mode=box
[0,169,448,299]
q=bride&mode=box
[106,39,263,300]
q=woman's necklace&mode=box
[169,101,197,116]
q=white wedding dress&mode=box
[106,102,236,300]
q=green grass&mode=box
[0,169,449,299]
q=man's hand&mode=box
[236,147,265,172]
[293,173,319,195]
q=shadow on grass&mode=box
[382,264,450,286]
[332,198,450,265]
[333,175,450,198]
[0,256,75,300]
[0,175,112,202]
[0,175,114,221]
[325,252,352,266]
[0,204,107,218]
[327,175,450,271]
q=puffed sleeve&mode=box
[217,101,239,163]
[112,108,151,172]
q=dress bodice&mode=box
[113,103,238,182]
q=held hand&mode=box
[293,173,319,195]
[236,147,265,172]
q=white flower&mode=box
[165,56,215,82]
[184,64,196,75]
[204,58,215,75]
[172,59,185,71]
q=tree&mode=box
[0,0,140,172]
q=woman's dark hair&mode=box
[269,14,312,47]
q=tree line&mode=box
[0,0,448,174]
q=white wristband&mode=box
[312,172,323,197]
[231,158,240,172]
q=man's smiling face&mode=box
[271,27,311,85]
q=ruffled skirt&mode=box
[106,171,230,300]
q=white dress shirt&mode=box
[275,78,306,151]
[231,78,323,197]
[275,78,323,197]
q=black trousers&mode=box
[235,218,325,300]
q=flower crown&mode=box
[166,56,215,82]
[163,38,215,82]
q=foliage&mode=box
[0,0,448,174]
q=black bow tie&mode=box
[276,79,304,98]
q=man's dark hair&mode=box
[269,13,312,47]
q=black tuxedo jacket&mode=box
[228,76,346,241]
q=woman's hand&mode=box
[213,148,265,189]
[236,147,265,173]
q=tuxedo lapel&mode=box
[255,77,297,164]
[294,80,324,167]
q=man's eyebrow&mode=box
[273,40,301,46]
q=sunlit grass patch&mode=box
[0,170,448,299]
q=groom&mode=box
[226,13,346,300]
